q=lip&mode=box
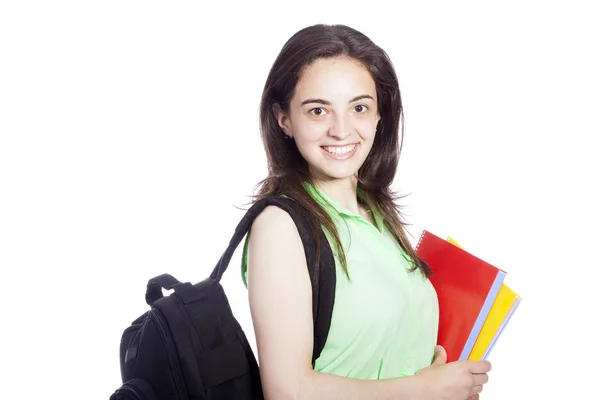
[320,143,359,160]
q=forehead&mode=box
[293,57,377,102]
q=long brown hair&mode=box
[251,24,431,278]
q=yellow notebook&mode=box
[446,236,522,361]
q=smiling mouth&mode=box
[321,144,357,155]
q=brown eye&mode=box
[355,105,367,113]
[310,107,324,116]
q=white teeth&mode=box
[324,144,356,155]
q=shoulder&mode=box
[253,204,296,228]
[249,205,302,244]
[247,205,307,275]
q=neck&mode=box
[313,175,361,215]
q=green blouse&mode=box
[241,183,439,379]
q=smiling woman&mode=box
[242,24,491,400]
[274,57,380,183]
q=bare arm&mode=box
[246,206,427,400]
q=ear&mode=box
[272,103,293,138]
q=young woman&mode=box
[241,24,492,400]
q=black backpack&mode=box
[110,196,336,400]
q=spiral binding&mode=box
[414,229,427,251]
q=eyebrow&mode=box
[300,94,374,107]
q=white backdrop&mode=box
[1,1,598,398]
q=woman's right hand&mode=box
[415,345,492,400]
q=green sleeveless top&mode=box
[241,183,439,379]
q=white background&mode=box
[1,1,598,398]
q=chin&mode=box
[310,165,360,182]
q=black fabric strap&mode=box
[209,197,311,281]
[208,196,336,366]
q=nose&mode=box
[328,113,352,140]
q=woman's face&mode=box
[274,56,380,183]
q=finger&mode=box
[472,373,489,386]
[432,345,447,365]
[468,360,492,374]
[470,385,483,396]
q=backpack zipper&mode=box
[151,310,189,400]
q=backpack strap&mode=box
[209,196,336,367]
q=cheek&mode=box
[292,120,327,144]
[357,119,378,141]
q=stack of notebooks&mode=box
[415,230,521,362]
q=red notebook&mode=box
[415,230,506,362]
